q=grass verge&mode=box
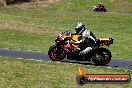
[0,56,132,88]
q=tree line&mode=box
[0,0,36,6]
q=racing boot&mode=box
[79,47,92,60]
[79,47,92,55]
[74,48,80,52]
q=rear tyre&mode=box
[92,48,111,66]
[48,45,66,61]
[103,9,107,12]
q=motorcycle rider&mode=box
[69,23,97,56]
[97,3,105,9]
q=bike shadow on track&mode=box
[60,59,120,69]
[60,59,132,70]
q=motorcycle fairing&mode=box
[63,34,80,49]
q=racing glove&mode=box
[65,40,74,44]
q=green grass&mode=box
[0,0,131,58]
[0,29,55,51]
[48,0,132,11]
[0,56,132,88]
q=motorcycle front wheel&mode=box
[92,48,111,66]
[48,45,66,61]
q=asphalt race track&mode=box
[0,48,132,70]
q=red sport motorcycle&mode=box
[48,30,114,65]
[93,6,107,12]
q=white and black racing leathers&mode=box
[74,29,97,55]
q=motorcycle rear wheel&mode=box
[103,9,107,12]
[48,45,66,61]
[92,48,111,66]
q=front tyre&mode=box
[48,45,66,61]
[94,8,97,12]
[92,48,111,66]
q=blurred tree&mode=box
[0,0,6,7]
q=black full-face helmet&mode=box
[75,23,85,34]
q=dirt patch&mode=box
[28,0,61,5]
[0,0,6,7]
[110,0,130,6]
[0,21,60,37]
[30,0,61,7]
[0,13,61,37]
[7,0,61,8]
[33,0,60,3]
